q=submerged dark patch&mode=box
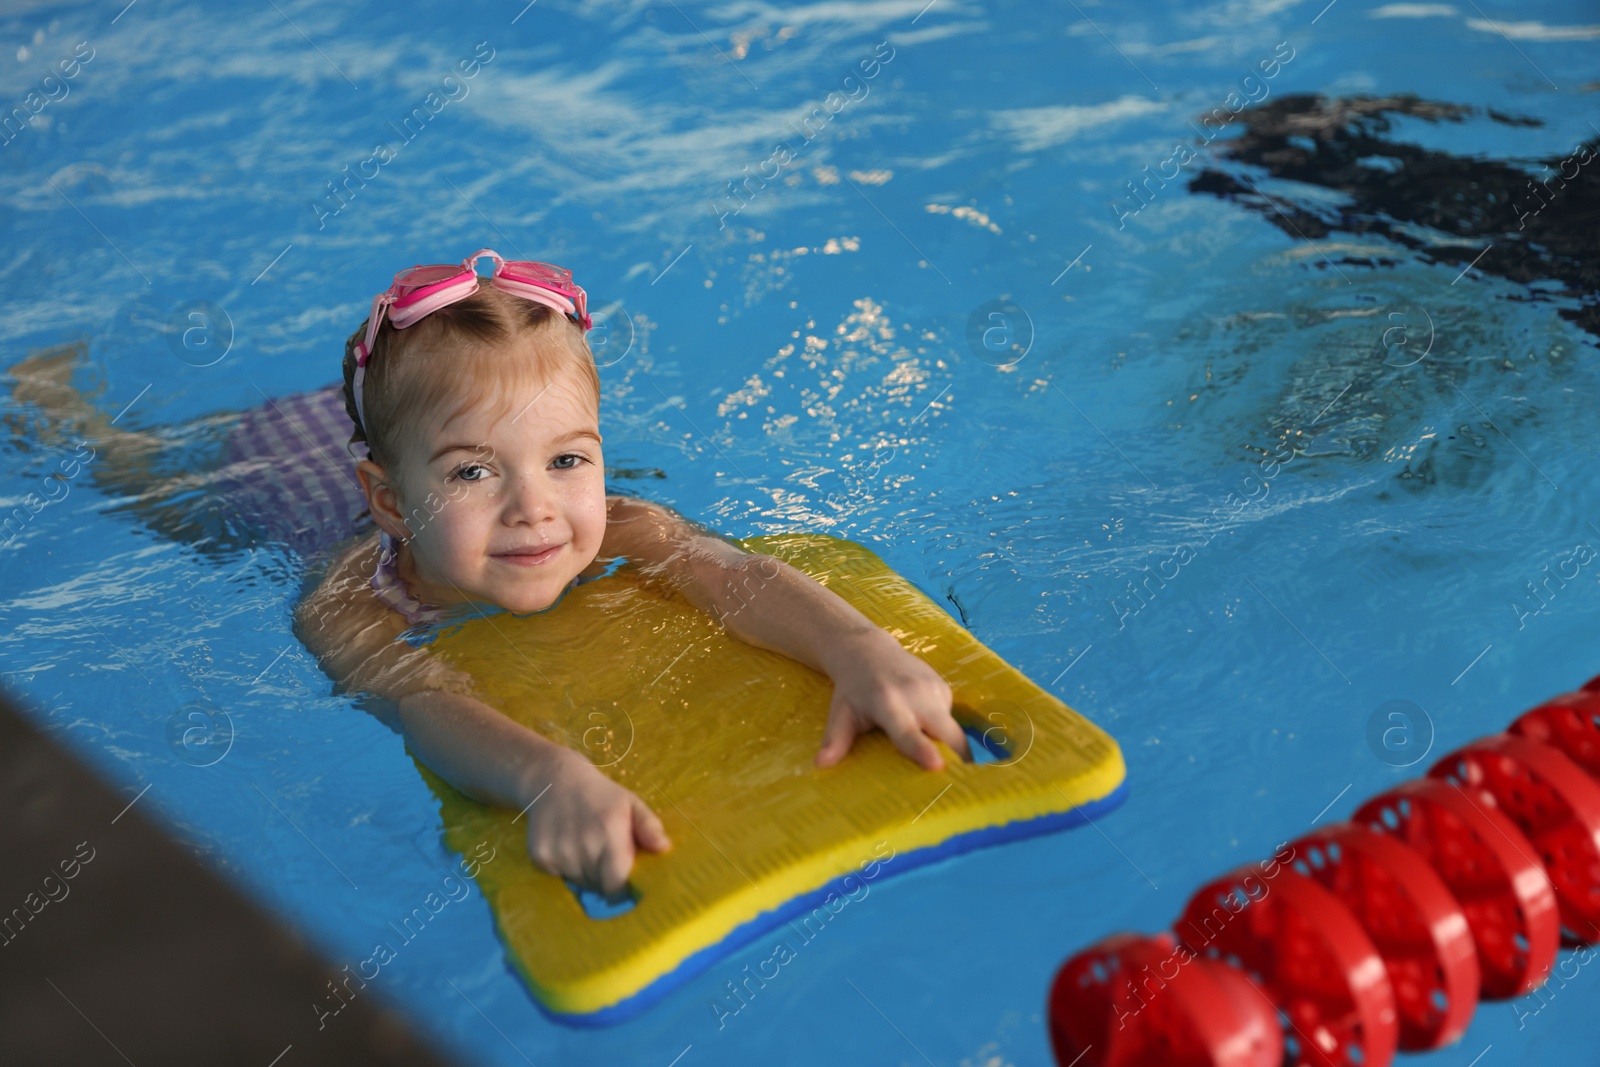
[1187,94,1599,339]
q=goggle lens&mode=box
[500,261,573,287]
[393,263,468,293]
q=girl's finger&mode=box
[631,794,671,853]
[597,822,635,901]
[525,833,559,879]
[815,700,859,768]
[879,708,943,771]
[553,840,589,890]
[924,709,971,761]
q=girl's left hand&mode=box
[815,634,970,771]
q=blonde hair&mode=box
[341,279,600,469]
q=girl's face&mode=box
[359,356,607,615]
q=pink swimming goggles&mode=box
[352,247,592,432]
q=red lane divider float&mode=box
[1179,864,1397,1067]
[1047,671,1600,1067]
[1048,932,1283,1067]
[1509,688,1600,778]
[1354,779,1559,1000]
[1288,822,1478,1050]
[1429,733,1600,944]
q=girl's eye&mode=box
[450,463,491,482]
[552,453,589,471]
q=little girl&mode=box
[292,248,969,899]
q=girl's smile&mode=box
[492,543,563,566]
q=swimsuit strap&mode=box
[371,531,446,628]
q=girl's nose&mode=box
[501,471,557,525]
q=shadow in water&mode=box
[1188,93,1599,339]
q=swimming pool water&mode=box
[3,0,1598,1063]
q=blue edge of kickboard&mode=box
[533,774,1131,1029]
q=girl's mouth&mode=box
[493,544,562,566]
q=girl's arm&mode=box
[394,690,668,895]
[293,536,668,896]
[601,496,970,770]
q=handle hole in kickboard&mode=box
[960,722,1006,765]
[569,881,638,920]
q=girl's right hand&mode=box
[519,745,671,899]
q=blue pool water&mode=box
[3,0,1599,1063]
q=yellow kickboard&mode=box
[418,532,1126,1024]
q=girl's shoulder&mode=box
[296,530,392,630]
[293,531,473,703]
[293,529,424,691]
[309,528,384,594]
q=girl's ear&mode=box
[356,458,412,540]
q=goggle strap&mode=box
[490,275,578,320]
[389,273,481,327]
[353,364,368,434]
